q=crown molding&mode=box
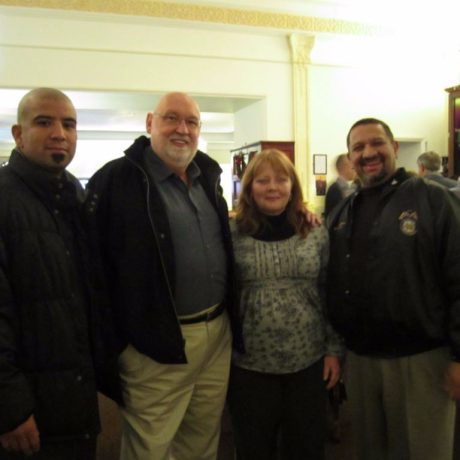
[0,0,383,35]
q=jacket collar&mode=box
[8,149,81,210]
[124,135,222,179]
[356,167,410,194]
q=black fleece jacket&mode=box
[84,136,243,364]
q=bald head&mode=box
[12,87,77,176]
[146,92,201,178]
[17,88,74,124]
[155,92,200,114]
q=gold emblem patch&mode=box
[399,210,418,236]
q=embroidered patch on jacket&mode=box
[399,210,418,236]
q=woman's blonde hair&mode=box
[235,149,310,237]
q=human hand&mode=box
[445,361,460,400]
[301,205,322,227]
[323,355,340,390]
[0,415,40,456]
[308,211,322,227]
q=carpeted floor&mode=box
[97,394,460,460]
[96,394,356,460]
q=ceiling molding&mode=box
[0,0,383,35]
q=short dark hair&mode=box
[346,118,394,149]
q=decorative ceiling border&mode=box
[0,0,383,36]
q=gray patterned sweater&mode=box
[231,220,343,374]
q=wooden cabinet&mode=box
[230,140,294,208]
[446,85,460,177]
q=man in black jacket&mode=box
[85,92,241,460]
[327,118,460,460]
[0,88,109,459]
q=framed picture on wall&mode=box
[313,154,327,175]
[315,175,327,196]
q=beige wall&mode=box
[1,5,459,212]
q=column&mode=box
[288,33,316,209]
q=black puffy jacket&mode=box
[0,150,100,438]
[327,168,460,358]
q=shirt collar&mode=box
[143,146,201,183]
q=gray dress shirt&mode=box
[143,147,227,316]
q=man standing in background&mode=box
[85,92,242,460]
[0,88,106,459]
[327,118,460,460]
[417,150,460,192]
[324,153,357,217]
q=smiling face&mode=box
[348,122,399,187]
[146,92,201,176]
[251,163,293,216]
[12,90,77,176]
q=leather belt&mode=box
[179,302,226,325]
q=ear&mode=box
[146,113,153,134]
[11,124,22,148]
[393,140,400,159]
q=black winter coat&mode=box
[84,136,243,364]
[0,151,100,439]
[327,168,460,358]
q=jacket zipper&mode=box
[124,155,184,335]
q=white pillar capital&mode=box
[289,34,316,66]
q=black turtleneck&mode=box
[252,210,296,242]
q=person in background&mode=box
[323,154,355,440]
[327,118,460,460]
[228,149,343,460]
[84,92,242,460]
[324,153,357,217]
[0,88,118,459]
[417,150,460,191]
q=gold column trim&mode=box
[0,0,382,36]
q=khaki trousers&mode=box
[119,312,232,460]
[346,348,456,460]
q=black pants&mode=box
[0,438,96,460]
[228,359,327,460]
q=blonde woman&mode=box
[228,149,343,460]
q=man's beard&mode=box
[359,154,390,187]
[51,153,66,164]
[362,168,388,187]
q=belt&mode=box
[178,302,226,325]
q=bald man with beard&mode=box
[85,92,243,460]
